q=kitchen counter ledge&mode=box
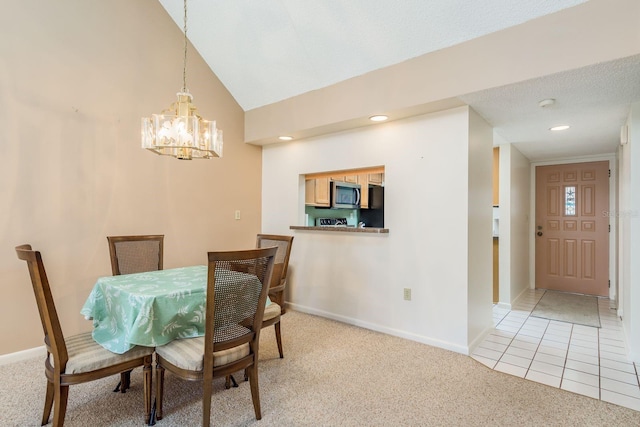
[290,226,389,234]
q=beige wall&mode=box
[0,0,262,355]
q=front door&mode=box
[535,161,609,296]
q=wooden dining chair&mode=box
[225,234,294,388]
[256,234,294,359]
[15,244,154,427]
[107,234,164,275]
[107,234,164,393]
[154,247,277,426]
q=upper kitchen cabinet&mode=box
[359,172,384,208]
[357,173,379,209]
[305,167,384,208]
[358,173,370,209]
[330,174,358,183]
[305,177,330,207]
[368,173,384,185]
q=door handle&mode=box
[537,231,543,236]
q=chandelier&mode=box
[141,0,223,160]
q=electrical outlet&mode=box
[403,288,411,301]
[234,210,241,220]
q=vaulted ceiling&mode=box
[158,0,640,161]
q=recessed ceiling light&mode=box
[550,125,570,131]
[369,115,388,122]
[278,136,293,141]
[538,98,555,108]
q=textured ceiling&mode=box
[157,0,640,161]
[459,55,640,160]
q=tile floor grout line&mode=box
[494,315,528,369]
[558,321,574,391]
[597,320,602,400]
[502,292,546,377]
[524,310,549,380]
[493,305,525,354]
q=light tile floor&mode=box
[472,289,640,412]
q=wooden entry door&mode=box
[535,161,609,296]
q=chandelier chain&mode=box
[182,0,188,93]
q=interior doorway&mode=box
[534,161,609,296]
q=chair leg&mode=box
[202,375,213,427]
[143,359,152,425]
[274,321,284,358]
[41,380,54,425]
[121,370,132,393]
[225,374,239,388]
[113,370,131,393]
[155,364,164,421]
[53,383,69,427]
[247,364,262,420]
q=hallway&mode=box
[472,289,640,412]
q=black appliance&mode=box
[360,185,384,228]
[316,217,348,227]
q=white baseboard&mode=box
[512,286,533,306]
[0,346,45,366]
[468,325,495,355]
[495,302,512,310]
[287,302,470,355]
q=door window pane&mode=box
[565,186,576,216]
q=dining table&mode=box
[81,265,269,354]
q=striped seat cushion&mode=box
[262,302,281,321]
[51,332,154,374]
[156,336,250,371]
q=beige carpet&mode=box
[2,311,638,426]
[531,290,601,327]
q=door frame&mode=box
[529,154,617,301]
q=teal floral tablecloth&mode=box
[81,265,269,354]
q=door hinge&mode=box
[609,169,611,177]
[609,224,611,232]
[609,280,611,288]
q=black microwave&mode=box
[331,181,361,209]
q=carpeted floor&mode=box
[1,311,639,426]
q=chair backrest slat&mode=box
[255,234,293,288]
[107,235,164,275]
[203,248,277,360]
[15,244,69,370]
